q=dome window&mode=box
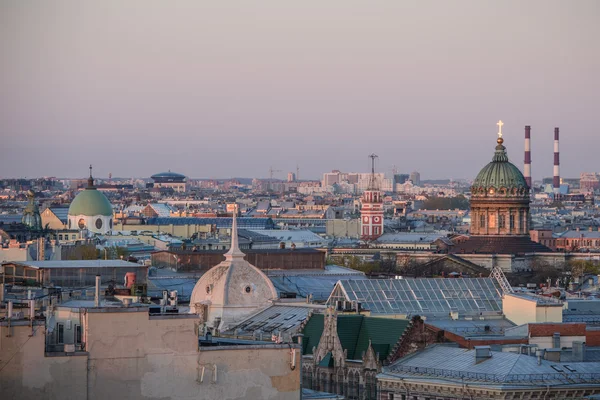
[245,286,252,294]
[78,219,86,229]
[95,218,103,229]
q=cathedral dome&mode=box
[471,138,529,198]
[68,188,113,217]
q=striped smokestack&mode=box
[524,125,532,189]
[553,127,560,195]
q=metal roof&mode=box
[2,260,142,269]
[382,345,600,386]
[228,304,320,337]
[146,217,274,229]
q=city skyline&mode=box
[1,1,599,179]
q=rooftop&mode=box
[382,344,600,386]
[2,260,143,269]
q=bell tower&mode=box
[360,154,384,241]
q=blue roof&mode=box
[146,217,274,229]
[151,171,186,179]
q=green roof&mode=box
[302,313,410,362]
[472,142,528,192]
[68,189,113,217]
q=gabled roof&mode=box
[302,313,410,362]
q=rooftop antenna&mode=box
[367,154,379,190]
[296,164,300,181]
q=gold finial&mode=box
[496,120,504,144]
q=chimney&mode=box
[552,332,561,349]
[553,127,560,195]
[29,299,35,320]
[524,125,532,190]
[572,341,586,362]
[95,275,101,307]
[536,349,545,365]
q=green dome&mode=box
[472,140,529,196]
[68,188,113,217]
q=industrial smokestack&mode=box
[524,125,532,190]
[95,274,101,307]
[553,127,560,195]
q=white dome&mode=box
[189,210,277,330]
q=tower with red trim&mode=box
[360,154,384,241]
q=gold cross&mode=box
[497,120,504,138]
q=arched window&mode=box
[510,214,515,229]
[336,369,344,395]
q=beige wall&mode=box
[530,335,586,349]
[2,308,300,400]
[535,305,563,324]
[503,294,563,326]
[503,294,538,326]
[0,322,88,400]
[41,208,68,230]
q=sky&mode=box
[1,1,599,181]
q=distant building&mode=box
[581,172,600,191]
[149,170,188,192]
[409,171,421,186]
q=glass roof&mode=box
[334,278,502,315]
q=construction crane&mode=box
[490,265,514,295]
[268,166,282,192]
[269,166,282,181]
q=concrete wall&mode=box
[2,307,300,400]
[197,345,301,399]
[0,322,88,400]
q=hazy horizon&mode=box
[1,1,599,181]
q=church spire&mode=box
[225,204,244,260]
[367,153,379,190]
[87,164,95,189]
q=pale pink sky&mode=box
[1,1,599,180]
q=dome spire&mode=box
[87,164,95,189]
[492,120,508,162]
[225,204,244,260]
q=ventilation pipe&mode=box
[8,300,13,319]
[95,275,101,307]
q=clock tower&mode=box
[360,154,384,241]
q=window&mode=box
[58,234,63,240]
[95,218,103,229]
[25,269,37,278]
[499,215,505,229]
[72,235,76,240]
[78,218,86,229]
[57,323,65,344]
[75,325,82,344]
[510,214,515,229]
[488,214,496,229]
[479,215,485,228]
